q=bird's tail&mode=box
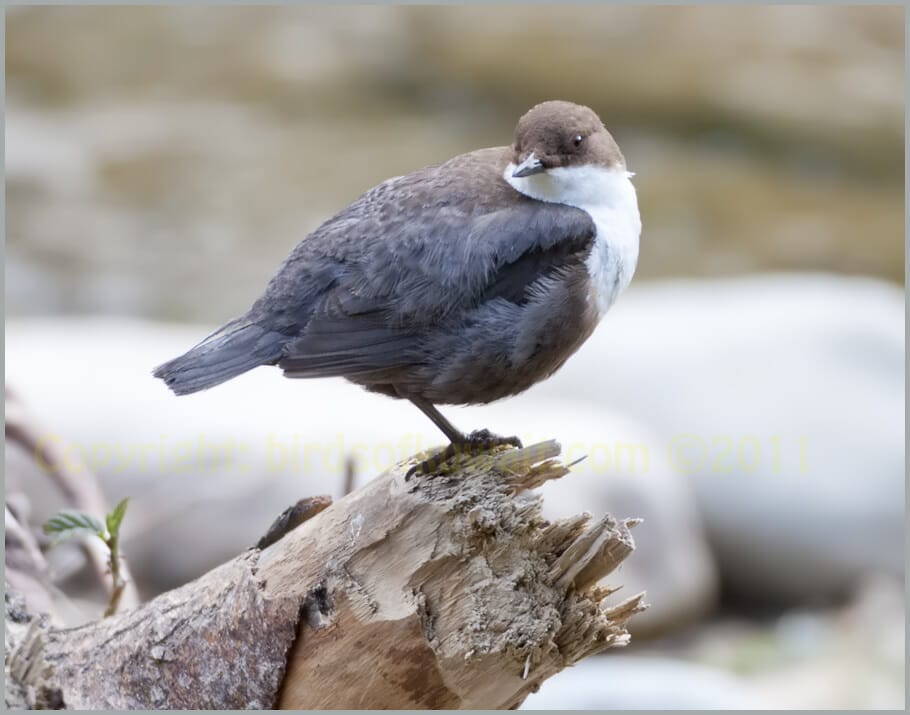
[153,316,288,395]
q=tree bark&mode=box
[5,440,645,710]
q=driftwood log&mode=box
[5,440,645,709]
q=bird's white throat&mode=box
[504,163,642,317]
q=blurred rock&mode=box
[533,273,905,604]
[5,6,904,323]
[521,654,769,709]
[6,317,716,632]
[673,576,905,708]
[8,6,901,167]
[5,273,901,610]
[530,575,905,709]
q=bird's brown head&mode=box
[511,100,625,178]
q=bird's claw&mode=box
[405,430,523,479]
[465,429,522,448]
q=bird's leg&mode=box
[409,396,523,448]
[406,396,522,477]
[408,395,466,442]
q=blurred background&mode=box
[5,5,905,709]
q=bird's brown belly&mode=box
[354,271,599,405]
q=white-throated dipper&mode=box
[154,100,641,466]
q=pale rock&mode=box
[6,317,716,631]
[532,273,905,602]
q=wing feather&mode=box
[277,200,596,379]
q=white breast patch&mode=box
[504,163,641,318]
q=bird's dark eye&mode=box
[573,135,584,147]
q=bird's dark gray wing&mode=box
[277,197,597,379]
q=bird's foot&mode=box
[463,428,523,449]
[406,429,523,479]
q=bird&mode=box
[154,100,641,468]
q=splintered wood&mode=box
[6,441,646,710]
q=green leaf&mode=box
[105,498,130,540]
[43,510,104,541]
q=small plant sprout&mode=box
[43,497,130,617]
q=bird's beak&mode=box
[512,153,545,178]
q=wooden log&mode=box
[5,441,646,709]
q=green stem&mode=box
[103,532,125,618]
